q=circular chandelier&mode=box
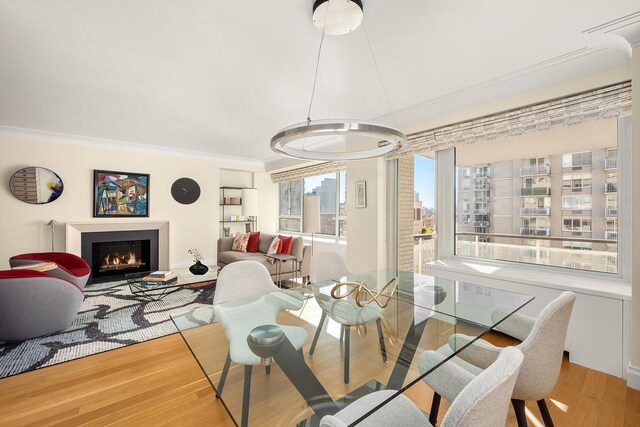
[271,0,408,161]
[271,119,407,161]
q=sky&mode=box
[414,155,435,208]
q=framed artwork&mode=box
[93,170,149,217]
[355,180,367,208]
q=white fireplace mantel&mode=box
[66,220,170,269]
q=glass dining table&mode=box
[170,269,533,427]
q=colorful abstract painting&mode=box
[93,170,149,217]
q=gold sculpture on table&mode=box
[330,276,399,308]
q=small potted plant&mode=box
[188,248,208,275]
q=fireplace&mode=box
[81,230,159,284]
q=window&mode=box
[562,173,592,190]
[455,118,619,274]
[562,241,592,250]
[562,195,592,210]
[279,180,302,232]
[563,218,591,232]
[562,151,592,167]
[279,171,346,237]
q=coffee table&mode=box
[126,267,219,301]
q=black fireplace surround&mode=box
[81,230,159,284]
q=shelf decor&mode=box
[219,186,258,235]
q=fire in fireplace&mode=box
[100,250,145,272]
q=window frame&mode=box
[445,116,630,281]
[278,171,347,238]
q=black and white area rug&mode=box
[0,280,216,379]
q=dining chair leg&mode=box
[428,392,441,425]
[241,365,253,427]
[537,399,554,427]
[216,351,231,398]
[340,325,345,343]
[344,326,351,384]
[512,399,528,427]
[376,318,387,363]
[309,311,327,355]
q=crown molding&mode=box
[0,125,265,171]
[583,11,640,54]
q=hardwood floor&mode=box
[0,328,638,426]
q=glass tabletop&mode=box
[170,270,533,427]
[127,268,219,294]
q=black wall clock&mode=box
[171,177,201,205]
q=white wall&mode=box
[346,157,387,273]
[629,45,640,390]
[0,134,263,269]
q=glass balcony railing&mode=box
[605,158,617,169]
[605,231,618,240]
[455,232,617,274]
[520,164,551,176]
[520,187,551,196]
[519,207,550,216]
[520,228,550,236]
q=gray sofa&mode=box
[217,233,311,283]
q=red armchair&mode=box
[10,252,91,289]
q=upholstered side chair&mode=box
[421,291,576,427]
[320,346,524,427]
[10,252,91,289]
[213,261,308,427]
[0,269,84,341]
[308,251,387,384]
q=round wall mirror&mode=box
[9,167,64,204]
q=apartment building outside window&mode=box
[455,119,619,274]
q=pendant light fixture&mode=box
[270,0,408,161]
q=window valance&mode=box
[388,81,631,159]
[271,161,346,183]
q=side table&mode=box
[265,254,300,288]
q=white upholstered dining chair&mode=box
[308,251,387,384]
[320,346,524,427]
[213,261,308,427]
[420,291,576,427]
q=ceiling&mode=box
[0,1,638,167]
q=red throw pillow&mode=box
[247,231,261,253]
[277,235,293,255]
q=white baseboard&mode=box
[628,363,640,391]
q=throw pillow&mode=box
[278,235,293,255]
[247,231,261,253]
[232,232,250,252]
[266,236,281,264]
